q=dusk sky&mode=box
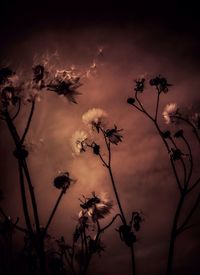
[0,1,200,275]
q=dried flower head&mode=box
[106,125,123,145]
[80,192,113,222]
[0,67,15,85]
[149,76,172,93]
[170,148,183,161]
[47,78,81,103]
[134,78,145,93]
[82,108,107,131]
[162,103,178,124]
[71,130,88,155]
[53,172,74,191]
[0,68,22,110]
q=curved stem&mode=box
[22,158,41,234]
[166,193,185,275]
[20,100,35,144]
[17,160,34,236]
[172,115,200,145]
[100,213,122,232]
[11,98,21,121]
[177,192,200,235]
[169,137,187,188]
[108,166,126,225]
[5,109,41,234]
[44,188,66,236]
[155,88,161,121]
[188,177,200,193]
[181,135,193,188]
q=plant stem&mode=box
[20,100,35,144]
[44,188,66,235]
[108,166,126,225]
[18,160,34,236]
[167,193,185,275]
[130,244,136,275]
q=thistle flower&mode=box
[106,125,123,145]
[80,192,113,222]
[53,172,74,191]
[71,130,88,155]
[162,103,178,124]
[82,108,107,131]
[47,77,81,104]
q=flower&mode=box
[170,148,183,161]
[161,130,171,139]
[0,68,23,110]
[0,67,15,85]
[71,130,88,155]
[174,129,184,138]
[162,103,178,124]
[47,76,81,104]
[82,108,107,131]
[134,78,145,93]
[80,192,113,222]
[149,76,172,93]
[53,172,74,190]
[106,125,123,145]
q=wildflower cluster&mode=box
[0,61,83,116]
[71,108,123,156]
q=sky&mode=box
[0,1,200,275]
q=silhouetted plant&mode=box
[127,75,200,275]
[71,108,143,275]
[0,57,95,275]
[47,192,117,275]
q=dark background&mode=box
[1,1,200,275]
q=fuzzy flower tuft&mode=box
[162,103,178,124]
[82,108,107,131]
[80,192,113,222]
[71,130,88,155]
[106,125,123,145]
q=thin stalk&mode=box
[107,166,126,225]
[172,115,200,145]
[22,159,41,234]
[130,244,136,275]
[5,109,41,234]
[20,100,35,144]
[12,98,21,120]
[18,160,34,236]
[166,193,185,275]
[44,188,66,236]
[177,192,200,235]
[181,135,193,188]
